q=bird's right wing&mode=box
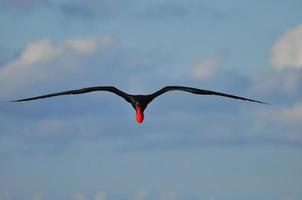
[148,86,268,104]
[12,86,133,103]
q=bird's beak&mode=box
[135,105,144,123]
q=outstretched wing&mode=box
[148,86,268,104]
[12,86,133,103]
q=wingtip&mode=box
[255,100,270,105]
[10,100,21,103]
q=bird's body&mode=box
[13,86,267,123]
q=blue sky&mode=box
[1,0,302,199]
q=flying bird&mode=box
[12,86,267,123]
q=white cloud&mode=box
[189,51,225,80]
[0,35,116,98]
[271,23,302,70]
[12,38,61,67]
[0,39,62,90]
[251,23,302,96]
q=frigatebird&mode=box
[12,86,267,123]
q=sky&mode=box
[0,0,302,199]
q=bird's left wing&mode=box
[148,86,268,104]
[12,86,133,103]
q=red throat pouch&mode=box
[135,106,144,123]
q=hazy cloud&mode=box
[159,192,178,200]
[65,35,116,54]
[273,103,302,124]
[189,51,225,80]
[249,69,302,101]
[31,193,44,200]
[132,189,149,200]
[255,106,302,144]
[95,192,107,200]
[0,187,10,200]
[72,192,87,200]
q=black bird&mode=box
[12,86,267,123]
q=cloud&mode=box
[9,38,61,66]
[252,102,302,144]
[0,35,116,98]
[0,38,62,97]
[189,51,225,80]
[274,103,302,124]
[65,35,116,54]
[271,23,302,70]
[252,23,302,98]
[249,69,302,101]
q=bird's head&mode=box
[135,103,144,123]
